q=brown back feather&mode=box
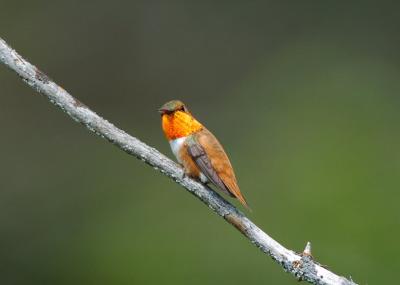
[195,129,249,208]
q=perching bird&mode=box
[159,100,249,209]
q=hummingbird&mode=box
[159,100,249,209]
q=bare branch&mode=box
[0,37,357,285]
[304,241,313,257]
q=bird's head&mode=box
[158,100,189,115]
[159,100,202,140]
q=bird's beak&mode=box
[158,108,166,114]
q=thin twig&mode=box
[0,37,357,285]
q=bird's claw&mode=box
[179,164,187,180]
[181,171,187,179]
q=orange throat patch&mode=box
[162,111,203,140]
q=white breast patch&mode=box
[169,137,187,163]
[169,136,209,184]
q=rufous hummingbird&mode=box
[159,100,249,209]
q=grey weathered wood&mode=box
[0,37,357,285]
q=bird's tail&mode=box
[221,177,252,212]
[236,193,252,212]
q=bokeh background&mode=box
[1,1,400,284]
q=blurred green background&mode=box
[1,1,400,284]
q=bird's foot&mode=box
[179,165,187,180]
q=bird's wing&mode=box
[186,135,233,197]
[187,129,249,208]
